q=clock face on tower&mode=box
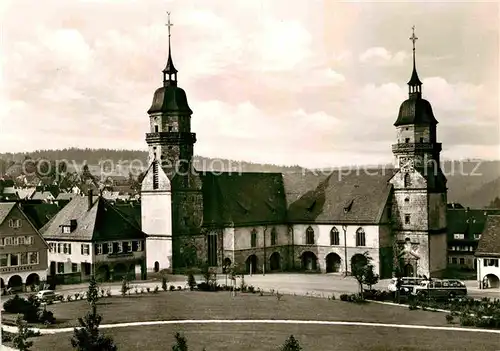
[400,157,414,172]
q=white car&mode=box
[388,277,426,294]
[35,290,57,303]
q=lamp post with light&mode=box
[342,225,348,276]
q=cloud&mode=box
[359,47,409,66]
[0,0,497,168]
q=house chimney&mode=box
[88,189,93,210]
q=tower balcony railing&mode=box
[392,142,441,153]
[146,132,196,144]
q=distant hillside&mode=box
[1,149,499,207]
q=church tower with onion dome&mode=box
[389,26,448,278]
[141,13,204,274]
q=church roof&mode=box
[394,97,438,126]
[40,195,145,242]
[201,172,287,227]
[284,169,395,224]
[475,215,500,257]
[147,85,193,115]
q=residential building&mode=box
[0,202,49,292]
[475,215,500,289]
[40,191,147,283]
[447,207,500,270]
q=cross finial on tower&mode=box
[166,11,173,39]
[407,25,422,96]
[163,11,178,86]
[410,25,418,51]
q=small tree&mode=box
[280,335,302,351]
[87,275,99,306]
[351,251,374,297]
[71,276,117,351]
[187,273,197,291]
[121,277,129,296]
[162,276,168,291]
[363,264,379,290]
[172,332,188,351]
[12,315,41,351]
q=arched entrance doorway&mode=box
[96,265,110,282]
[270,252,281,271]
[154,261,160,273]
[325,253,341,273]
[301,251,317,271]
[351,254,368,273]
[246,255,258,274]
[8,275,23,291]
[26,273,40,290]
[404,263,415,277]
[223,258,232,273]
[485,274,500,289]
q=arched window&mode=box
[271,227,277,246]
[330,227,339,245]
[404,197,410,203]
[251,229,257,248]
[355,227,366,247]
[404,173,411,187]
[306,226,315,245]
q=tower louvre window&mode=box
[404,173,411,187]
[153,162,159,190]
[405,138,410,143]
[154,125,159,132]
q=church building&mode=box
[140,20,448,279]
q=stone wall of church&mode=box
[393,231,430,277]
[429,233,447,276]
[428,192,447,230]
[392,189,428,231]
[172,234,207,273]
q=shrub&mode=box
[146,287,150,293]
[445,314,454,324]
[154,286,159,293]
[121,279,129,296]
[134,288,139,294]
[330,294,336,300]
[408,299,419,310]
[74,293,80,300]
[460,314,476,327]
[248,285,255,293]
[4,295,28,313]
[1,328,15,343]
[340,294,349,302]
[37,309,56,325]
[177,286,182,291]
[169,285,175,291]
[100,289,105,298]
[197,282,210,291]
[106,288,112,297]
[140,288,144,294]
[187,273,197,291]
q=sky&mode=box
[1,0,499,168]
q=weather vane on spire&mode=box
[409,25,418,52]
[166,12,173,39]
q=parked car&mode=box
[35,290,58,303]
[413,279,467,299]
[388,277,426,295]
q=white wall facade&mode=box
[476,257,500,289]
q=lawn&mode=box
[36,291,456,328]
[20,291,500,350]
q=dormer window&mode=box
[8,219,21,228]
[62,226,71,234]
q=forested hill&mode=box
[0,148,499,208]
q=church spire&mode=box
[407,25,422,98]
[163,11,178,87]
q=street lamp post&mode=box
[342,225,348,276]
